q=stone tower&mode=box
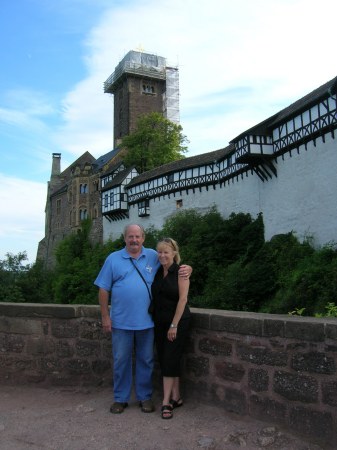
[104,50,179,148]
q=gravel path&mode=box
[0,385,330,450]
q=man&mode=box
[94,224,191,414]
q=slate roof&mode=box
[93,148,121,171]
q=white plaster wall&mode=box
[260,134,337,246]
[103,133,337,247]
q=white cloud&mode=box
[54,75,114,156]
[53,0,337,158]
[2,0,336,264]
[0,174,46,264]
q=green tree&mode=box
[267,243,337,315]
[0,252,30,302]
[52,219,125,304]
[158,207,265,302]
[121,112,188,173]
[16,259,54,304]
[4,210,337,317]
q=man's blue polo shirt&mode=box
[94,247,160,330]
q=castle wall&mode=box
[103,132,337,248]
[1,302,336,447]
[260,133,337,245]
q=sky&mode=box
[0,0,336,264]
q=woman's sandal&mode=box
[169,398,183,409]
[161,404,173,419]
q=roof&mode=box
[50,183,68,197]
[60,151,95,178]
[101,167,136,191]
[231,75,337,142]
[126,145,234,187]
[271,75,337,126]
[94,148,121,171]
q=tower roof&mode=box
[104,50,167,93]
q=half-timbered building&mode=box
[101,75,337,247]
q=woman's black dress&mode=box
[151,262,191,377]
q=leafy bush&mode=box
[52,220,125,304]
[3,209,337,316]
[267,244,337,315]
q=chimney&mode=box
[51,153,61,177]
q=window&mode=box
[142,84,155,94]
[80,209,88,220]
[176,199,183,209]
[56,199,61,215]
[138,199,150,217]
[167,173,174,183]
[80,184,88,194]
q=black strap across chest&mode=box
[130,258,152,300]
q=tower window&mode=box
[142,84,155,95]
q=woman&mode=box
[151,238,191,419]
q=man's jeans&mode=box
[111,328,154,403]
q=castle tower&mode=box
[104,50,179,148]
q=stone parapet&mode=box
[0,303,336,446]
[185,308,337,447]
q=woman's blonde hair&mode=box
[157,238,181,264]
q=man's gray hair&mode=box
[123,224,145,238]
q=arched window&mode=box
[79,209,88,220]
[80,184,88,194]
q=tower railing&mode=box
[104,62,166,93]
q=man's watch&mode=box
[170,323,177,328]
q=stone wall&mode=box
[0,303,336,446]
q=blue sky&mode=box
[0,0,336,264]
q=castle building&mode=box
[37,149,123,268]
[38,50,176,267]
[101,75,337,248]
[38,48,337,267]
[104,50,179,147]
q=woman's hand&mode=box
[167,327,177,341]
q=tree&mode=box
[121,112,189,173]
[52,219,125,304]
[0,252,30,302]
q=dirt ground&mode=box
[0,384,332,450]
